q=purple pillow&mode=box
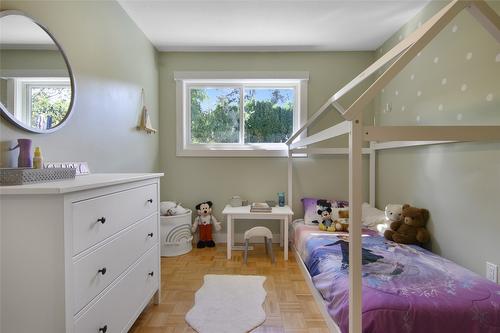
[302,198,349,225]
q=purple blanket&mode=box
[296,225,500,332]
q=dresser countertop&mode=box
[0,173,164,195]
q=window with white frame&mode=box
[176,72,308,156]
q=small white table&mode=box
[222,205,293,261]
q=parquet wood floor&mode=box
[129,243,330,333]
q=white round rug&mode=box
[185,274,267,333]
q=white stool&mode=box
[243,226,275,264]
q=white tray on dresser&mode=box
[0,173,164,333]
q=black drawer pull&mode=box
[147,232,154,238]
[148,271,154,277]
[98,267,107,275]
[147,198,153,203]
[97,217,106,224]
[98,325,107,333]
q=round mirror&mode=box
[0,10,75,133]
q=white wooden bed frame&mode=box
[285,1,500,332]
[293,244,342,332]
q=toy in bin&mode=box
[192,201,222,248]
[160,201,193,257]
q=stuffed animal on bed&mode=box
[378,204,403,233]
[384,204,430,245]
[192,201,222,248]
[333,209,349,232]
[317,207,335,231]
[385,204,403,224]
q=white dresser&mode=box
[0,173,163,333]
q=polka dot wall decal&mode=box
[410,74,415,80]
[496,53,500,62]
[417,90,422,97]
[457,113,463,121]
[452,25,458,33]
[395,90,399,96]
[438,104,444,111]
[433,57,439,64]
[486,93,493,102]
[441,78,447,85]
[401,105,406,112]
[466,52,472,60]
[461,84,468,92]
[416,115,421,122]
[381,89,385,93]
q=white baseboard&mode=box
[212,232,282,244]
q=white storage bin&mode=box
[160,210,193,257]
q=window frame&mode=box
[176,71,308,157]
[6,77,70,126]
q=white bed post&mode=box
[349,116,363,333]
[287,148,293,210]
[369,141,376,207]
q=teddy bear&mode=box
[318,207,335,231]
[378,204,403,233]
[333,209,349,232]
[385,204,403,224]
[384,204,430,245]
[192,201,222,248]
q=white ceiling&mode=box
[0,14,55,49]
[118,0,431,52]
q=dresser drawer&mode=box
[73,214,158,314]
[74,245,159,333]
[72,183,157,255]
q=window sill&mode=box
[177,144,290,157]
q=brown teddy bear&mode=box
[333,209,349,232]
[384,204,430,245]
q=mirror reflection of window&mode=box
[0,12,73,132]
[4,77,71,130]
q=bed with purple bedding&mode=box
[292,221,500,333]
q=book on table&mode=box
[250,202,272,212]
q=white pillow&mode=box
[361,203,386,230]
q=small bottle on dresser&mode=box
[33,147,43,169]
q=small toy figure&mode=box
[192,201,222,248]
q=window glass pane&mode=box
[30,86,71,129]
[244,88,295,143]
[190,87,240,144]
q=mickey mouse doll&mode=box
[317,207,335,232]
[192,201,222,248]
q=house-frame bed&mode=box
[284,1,500,332]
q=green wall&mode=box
[0,49,67,73]
[0,49,69,117]
[159,52,374,237]
[0,0,159,173]
[375,1,500,275]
